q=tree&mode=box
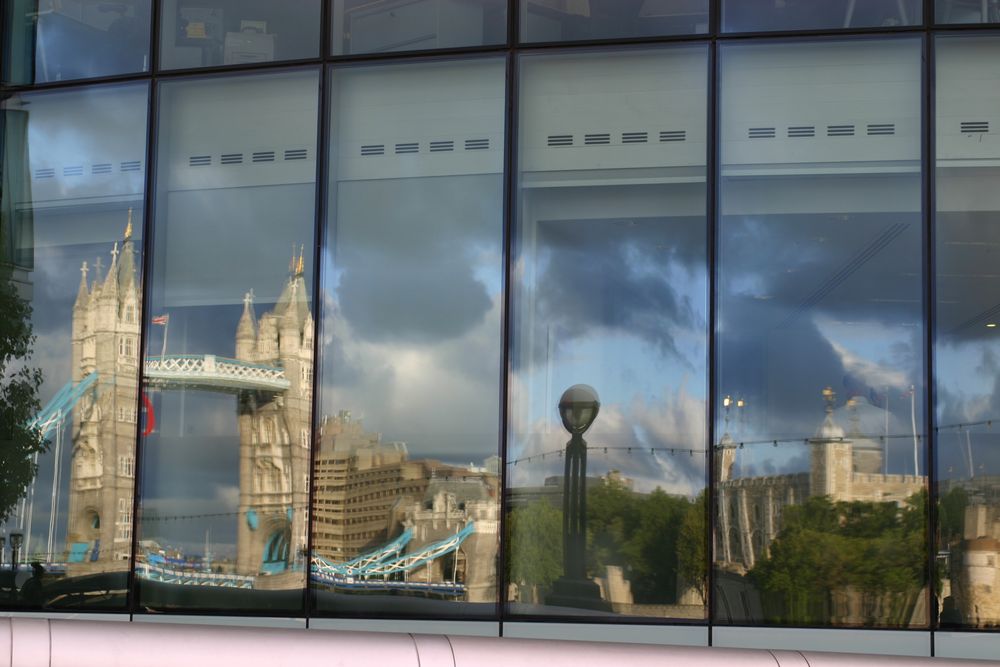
[677,492,707,604]
[0,219,44,523]
[507,501,563,602]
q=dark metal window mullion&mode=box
[923,31,939,651]
[302,59,331,626]
[497,39,519,632]
[127,71,161,619]
[706,30,720,644]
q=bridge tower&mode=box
[66,214,141,570]
[234,251,314,582]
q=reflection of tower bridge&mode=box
[21,225,491,599]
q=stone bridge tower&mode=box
[234,251,314,584]
[66,213,141,571]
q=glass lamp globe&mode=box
[558,384,600,435]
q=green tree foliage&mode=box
[507,500,563,598]
[0,221,44,523]
[751,493,926,626]
[587,478,699,604]
[677,491,707,604]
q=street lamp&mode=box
[10,533,22,573]
[546,384,610,611]
[0,536,5,568]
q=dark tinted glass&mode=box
[332,0,507,55]
[310,59,505,618]
[160,0,321,70]
[508,47,709,620]
[935,35,1000,629]
[3,0,151,84]
[723,0,920,32]
[136,69,319,613]
[522,0,708,42]
[0,82,148,609]
[936,1,1000,23]
[715,39,927,628]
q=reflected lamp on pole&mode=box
[10,533,22,572]
[546,384,610,611]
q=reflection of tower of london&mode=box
[234,252,314,582]
[67,215,140,570]
[716,389,924,574]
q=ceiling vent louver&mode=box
[429,141,454,152]
[827,124,855,137]
[622,131,648,144]
[660,130,685,142]
[395,142,419,154]
[584,133,610,145]
[867,123,895,136]
[252,151,275,163]
[34,168,55,179]
[787,126,815,138]
[63,165,83,177]
[189,155,211,167]
[361,144,385,156]
[748,127,775,139]
[220,153,243,165]
[961,121,989,133]
[121,160,141,172]
[284,149,308,160]
[547,135,573,147]
[92,163,113,174]
[465,138,489,150]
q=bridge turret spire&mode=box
[236,289,257,360]
[75,261,90,309]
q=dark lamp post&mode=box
[547,384,610,611]
[10,533,23,573]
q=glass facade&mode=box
[0,0,998,656]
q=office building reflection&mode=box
[310,412,498,602]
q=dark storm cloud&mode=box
[530,217,705,362]
[338,253,491,344]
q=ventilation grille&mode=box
[63,165,83,177]
[584,133,610,145]
[35,167,55,179]
[749,127,776,139]
[395,142,419,154]
[465,138,489,150]
[92,163,113,174]
[360,144,384,156]
[961,121,989,134]
[660,130,686,142]
[548,134,573,147]
[827,124,855,137]
[429,140,453,152]
[284,149,308,161]
[189,155,211,167]
[220,153,243,165]
[252,151,275,163]
[622,131,648,144]
[867,123,895,136]
[788,126,815,138]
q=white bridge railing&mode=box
[144,355,290,393]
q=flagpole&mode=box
[910,385,919,476]
[160,316,169,359]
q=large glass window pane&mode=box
[331,0,507,55]
[0,83,148,609]
[137,69,318,613]
[935,35,1000,629]
[722,0,920,32]
[311,58,504,618]
[509,47,709,621]
[715,38,926,628]
[521,1,708,43]
[3,1,151,84]
[936,1,1000,23]
[159,0,321,71]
